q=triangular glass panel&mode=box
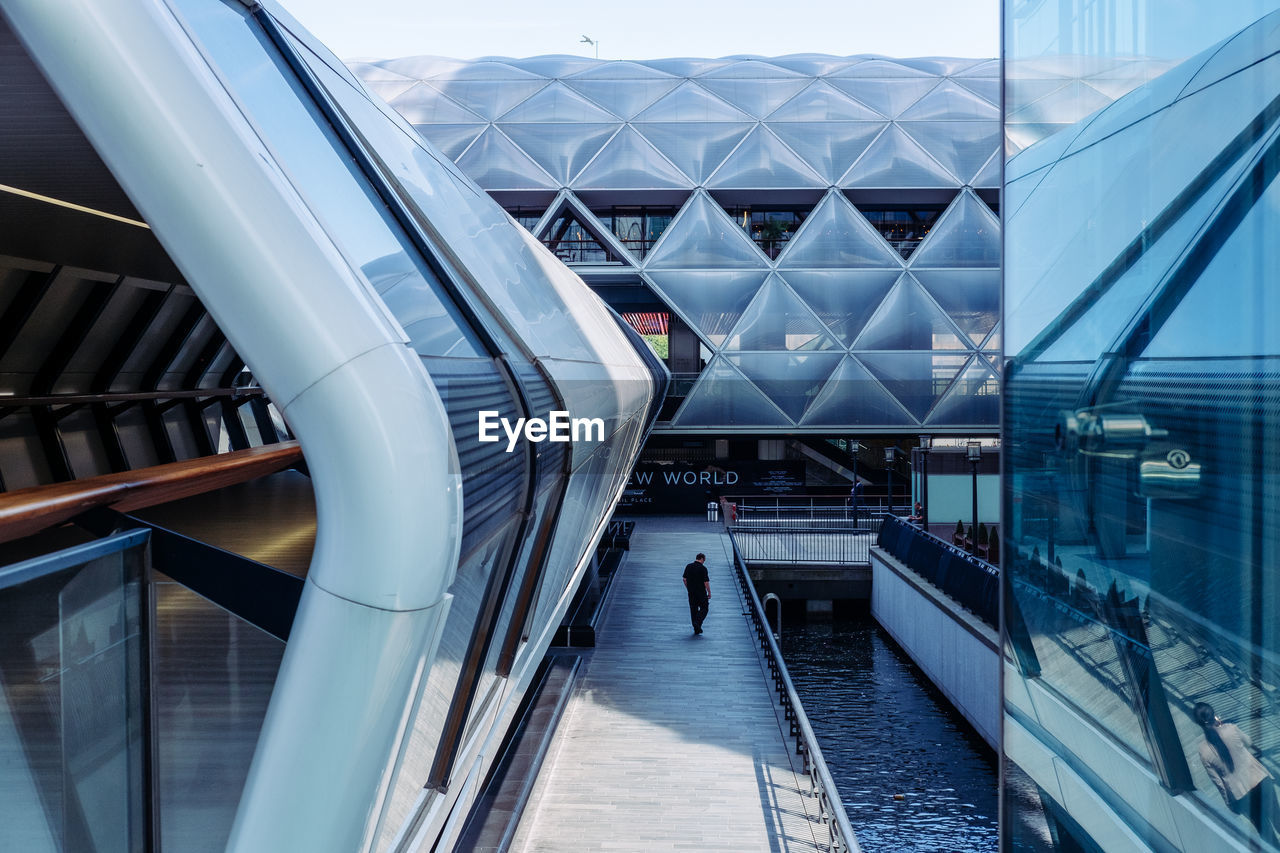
[981,323,1001,354]
[639,58,735,76]
[766,81,884,121]
[496,82,620,122]
[426,62,544,81]
[953,78,1000,107]
[956,59,1000,78]
[840,125,959,188]
[672,357,793,426]
[390,83,487,123]
[972,150,1001,189]
[697,78,812,119]
[699,60,807,79]
[563,78,682,119]
[722,275,840,352]
[830,59,936,78]
[633,81,754,122]
[899,81,1000,121]
[768,121,886,185]
[779,269,900,346]
[348,60,417,82]
[425,79,549,120]
[567,61,677,80]
[910,192,1001,268]
[499,123,619,185]
[852,274,967,351]
[800,356,916,426]
[377,56,466,79]
[571,126,693,189]
[536,204,626,265]
[454,127,559,189]
[707,126,826,189]
[633,122,754,185]
[924,356,1000,426]
[503,56,599,77]
[725,352,843,422]
[644,193,769,269]
[912,268,1000,343]
[1009,80,1112,125]
[896,58,985,76]
[413,123,487,160]
[827,78,940,118]
[899,121,1001,185]
[856,352,967,422]
[363,78,422,104]
[1006,79,1072,111]
[647,269,770,346]
[777,192,902,269]
[852,204,945,260]
[767,55,858,76]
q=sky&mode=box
[276,0,999,62]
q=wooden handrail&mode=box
[0,441,304,545]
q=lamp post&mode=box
[919,434,932,530]
[850,439,861,525]
[884,446,896,515]
[967,440,982,556]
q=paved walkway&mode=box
[511,517,826,852]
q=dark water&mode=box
[781,613,1000,853]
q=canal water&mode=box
[781,612,999,852]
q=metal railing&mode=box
[723,528,861,853]
[720,498,890,565]
[876,516,999,629]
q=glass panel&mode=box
[409,123,485,160]
[422,79,548,120]
[829,59,937,78]
[503,56,598,77]
[766,121,887,185]
[767,56,859,76]
[1008,80,1115,126]
[495,82,618,122]
[0,534,147,853]
[777,191,903,269]
[536,207,623,265]
[571,126,692,189]
[840,124,961,187]
[562,78,681,120]
[852,274,967,351]
[498,123,619,185]
[153,582,284,852]
[780,268,900,345]
[643,193,769,269]
[800,355,916,425]
[957,59,1000,78]
[706,125,827,189]
[854,204,946,259]
[923,356,999,425]
[696,78,811,119]
[826,78,940,118]
[699,60,807,79]
[721,275,840,352]
[899,81,1000,121]
[633,121,753,185]
[909,192,1001,268]
[913,268,1001,343]
[856,351,966,421]
[767,81,883,121]
[455,127,560,190]
[361,78,418,104]
[724,352,843,421]
[633,81,753,122]
[972,151,1000,189]
[672,357,792,426]
[899,121,1002,186]
[388,82,486,124]
[953,78,1000,106]
[646,269,769,346]
[567,61,677,80]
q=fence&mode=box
[876,516,999,629]
[721,497,887,565]
[723,530,862,853]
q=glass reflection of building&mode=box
[1003,3,1280,851]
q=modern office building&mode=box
[354,54,1005,440]
[0,1,662,850]
[1003,3,1280,851]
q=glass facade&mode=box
[1004,4,1280,851]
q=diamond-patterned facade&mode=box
[353,54,1126,431]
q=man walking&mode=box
[682,553,710,634]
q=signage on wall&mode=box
[617,461,806,513]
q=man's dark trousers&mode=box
[688,596,708,632]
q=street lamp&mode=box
[884,446,896,515]
[580,35,599,58]
[919,434,932,530]
[967,440,982,556]
[849,439,862,524]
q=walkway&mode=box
[511,516,826,852]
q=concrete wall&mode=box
[869,547,999,750]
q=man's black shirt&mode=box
[683,561,709,602]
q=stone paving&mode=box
[511,517,826,852]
